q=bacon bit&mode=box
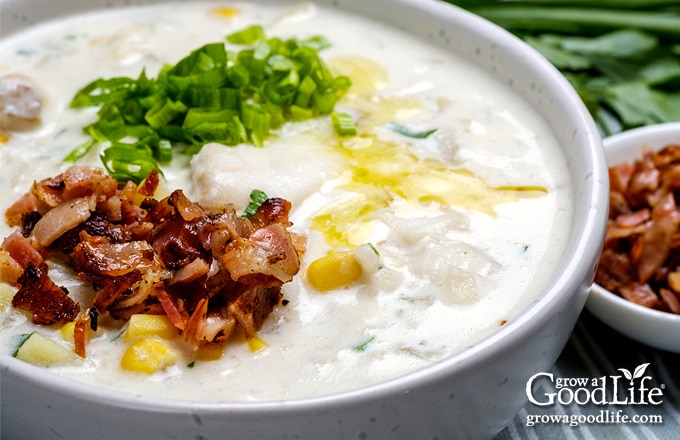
[615,209,650,228]
[2,166,305,353]
[73,313,91,358]
[660,288,680,314]
[596,144,680,315]
[168,189,204,222]
[169,257,210,285]
[137,168,160,197]
[5,192,38,227]
[0,249,23,285]
[30,197,92,247]
[156,288,190,331]
[227,285,282,338]
[1,230,44,273]
[12,264,80,324]
[222,224,301,285]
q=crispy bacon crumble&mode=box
[1,166,306,353]
[595,144,680,314]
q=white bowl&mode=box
[0,0,607,439]
[587,122,680,353]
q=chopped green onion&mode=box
[64,137,96,163]
[386,121,438,139]
[331,112,357,136]
[67,26,351,183]
[226,25,266,45]
[100,146,159,182]
[11,333,34,357]
[243,189,269,217]
[353,336,375,352]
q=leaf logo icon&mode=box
[618,368,632,383]
[618,363,650,385]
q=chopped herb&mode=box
[449,1,680,135]
[523,244,529,252]
[111,328,125,342]
[187,361,196,369]
[243,189,268,217]
[386,121,438,139]
[353,336,375,352]
[331,111,357,136]
[66,27,351,183]
[11,332,34,357]
[366,242,380,256]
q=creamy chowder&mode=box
[0,1,573,401]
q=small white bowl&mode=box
[587,122,680,353]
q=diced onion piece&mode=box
[353,243,380,274]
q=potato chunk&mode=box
[14,332,76,367]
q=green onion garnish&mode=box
[243,189,269,218]
[11,333,34,357]
[353,336,375,352]
[386,121,438,139]
[66,27,352,183]
[331,112,357,136]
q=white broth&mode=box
[0,1,573,401]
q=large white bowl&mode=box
[0,0,607,439]
[587,122,680,353]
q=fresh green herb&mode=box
[111,328,126,342]
[11,332,34,357]
[64,138,96,163]
[331,111,357,136]
[523,244,529,252]
[243,189,269,218]
[353,336,375,352]
[448,0,680,135]
[187,361,196,369]
[386,121,438,139]
[66,27,351,183]
[366,242,380,256]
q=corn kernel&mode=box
[247,335,267,353]
[210,7,240,19]
[124,314,177,341]
[120,338,178,374]
[306,250,363,291]
[60,322,76,343]
[194,342,226,361]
